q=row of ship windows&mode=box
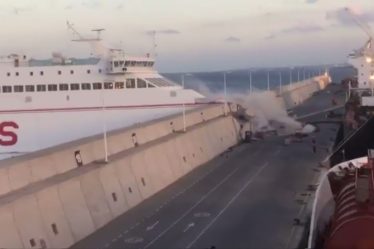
[5,69,102,77]
[113,61,154,67]
[0,79,154,93]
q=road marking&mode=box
[186,162,270,249]
[146,221,160,231]
[124,237,144,244]
[183,222,195,233]
[142,166,241,249]
[194,212,211,218]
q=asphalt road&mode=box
[73,84,343,249]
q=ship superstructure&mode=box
[308,11,374,249]
[0,25,204,158]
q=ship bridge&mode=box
[106,49,155,75]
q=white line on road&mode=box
[186,162,270,249]
[183,223,195,233]
[147,221,160,231]
[142,166,241,249]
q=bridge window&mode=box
[15,72,19,76]
[40,71,44,76]
[87,69,91,74]
[70,83,80,91]
[48,84,57,91]
[6,72,10,77]
[82,83,91,90]
[93,82,102,90]
[98,69,102,74]
[2,86,12,93]
[131,61,136,66]
[104,82,113,89]
[58,70,62,75]
[37,85,46,92]
[70,70,74,75]
[14,85,24,92]
[59,84,69,91]
[125,61,130,66]
[26,85,35,92]
[137,79,147,88]
[115,82,124,89]
[126,79,136,88]
[114,61,119,67]
[30,72,33,76]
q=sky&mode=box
[0,0,373,72]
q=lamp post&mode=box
[181,74,187,132]
[279,71,283,93]
[101,87,108,163]
[249,70,253,95]
[223,72,228,116]
[290,68,293,84]
[297,68,300,82]
[267,71,270,91]
[181,73,193,132]
[303,68,306,81]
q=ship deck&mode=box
[72,84,345,249]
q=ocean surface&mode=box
[163,65,356,95]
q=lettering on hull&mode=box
[0,122,19,146]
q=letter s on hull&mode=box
[0,122,19,146]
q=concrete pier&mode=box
[0,75,331,249]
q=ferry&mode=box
[0,23,204,159]
[308,18,374,249]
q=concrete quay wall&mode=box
[0,104,227,198]
[0,107,240,249]
[0,76,330,249]
[278,75,331,109]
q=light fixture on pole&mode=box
[181,73,193,132]
[249,70,253,95]
[267,71,270,91]
[101,87,109,163]
[181,74,187,132]
[289,68,293,84]
[223,72,228,116]
[297,68,300,82]
[279,71,283,93]
[303,68,306,80]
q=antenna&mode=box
[345,7,374,39]
[151,30,158,57]
[92,28,105,40]
[66,21,103,42]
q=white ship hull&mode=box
[0,88,203,159]
[308,157,367,248]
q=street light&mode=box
[303,68,306,81]
[100,87,109,163]
[279,71,283,93]
[289,68,293,84]
[267,71,270,91]
[297,68,300,82]
[223,71,232,116]
[181,73,193,132]
[249,70,253,95]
